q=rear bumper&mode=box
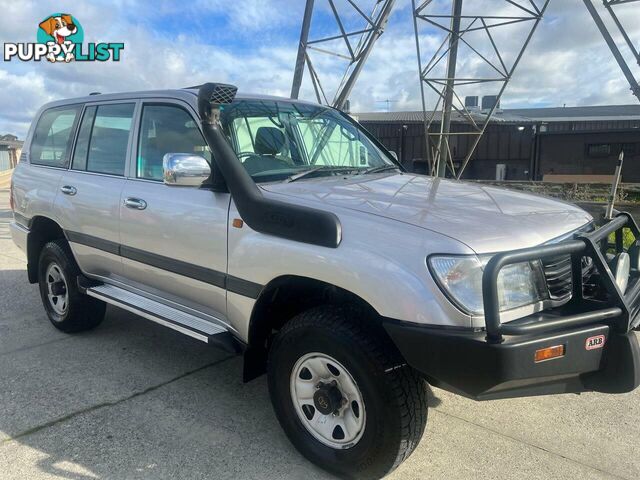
[384,320,640,400]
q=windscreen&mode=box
[220,99,395,182]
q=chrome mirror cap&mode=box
[163,153,211,187]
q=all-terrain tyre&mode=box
[37,239,106,333]
[267,305,427,479]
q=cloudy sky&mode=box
[0,0,639,138]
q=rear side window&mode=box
[30,106,81,167]
[71,103,134,176]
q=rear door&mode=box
[54,101,137,279]
[118,100,230,319]
[15,105,81,227]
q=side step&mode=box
[85,284,238,353]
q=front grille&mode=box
[542,255,596,301]
[542,255,573,300]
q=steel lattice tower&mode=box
[290,0,397,110]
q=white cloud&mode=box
[0,0,638,138]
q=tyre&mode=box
[267,305,427,479]
[38,239,106,333]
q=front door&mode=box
[119,101,230,319]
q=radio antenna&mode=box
[605,149,625,220]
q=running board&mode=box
[85,284,238,353]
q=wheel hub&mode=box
[313,382,343,415]
[290,352,366,449]
[45,262,69,316]
[50,280,67,296]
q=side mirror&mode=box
[163,153,211,187]
[389,151,399,161]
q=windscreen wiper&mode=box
[287,166,359,183]
[360,164,399,175]
[286,166,327,183]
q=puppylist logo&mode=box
[4,13,124,63]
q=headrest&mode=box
[255,127,285,155]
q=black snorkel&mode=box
[197,83,342,248]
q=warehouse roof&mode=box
[354,104,640,124]
[506,104,640,122]
[0,134,23,148]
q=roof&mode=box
[505,104,640,122]
[0,135,22,148]
[39,87,320,114]
[355,104,640,124]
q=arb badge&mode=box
[585,335,605,350]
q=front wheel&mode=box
[267,306,428,479]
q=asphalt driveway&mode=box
[0,188,638,479]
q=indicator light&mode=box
[534,345,565,363]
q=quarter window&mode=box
[31,106,81,167]
[137,104,211,181]
[83,103,135,176]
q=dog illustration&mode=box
[38,14,77,62]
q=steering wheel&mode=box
[236,152,257,162]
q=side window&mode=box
[84,103,135,176]
[30,106,80,167]
[71,106,96,171]
[137,104,211,181]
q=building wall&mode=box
[361,117,640,182]
[537,131,640,182]
[0,146,21,171]
[0,146,11,171]
[361,121,535,180]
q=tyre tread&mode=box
[271,305,427,478]
[38,239,105,333]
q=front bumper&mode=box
[386,212,640,400]
[384,321,640,400]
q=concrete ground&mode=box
[0,187,639,480]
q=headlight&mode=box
[428,255,548,315]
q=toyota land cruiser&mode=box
[9,83,640,479]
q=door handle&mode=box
[60,185,77,196]
[124,197,147,210]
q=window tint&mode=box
[137,104,211,181]
[86,103,134,176]
[31,106,80,167]
[71,106,96,171]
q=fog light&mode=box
[611,252,630,293]
[534,345,565,363]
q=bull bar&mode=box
[483,212,640,344]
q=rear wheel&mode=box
[268,305,427,479]
[38,239,106,333]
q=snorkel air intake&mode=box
[197,83,341,248]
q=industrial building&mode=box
[356,103,640,182]
[0,134,22,172]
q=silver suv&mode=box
[9,83,640,479]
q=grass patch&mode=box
[608,228,636,249]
